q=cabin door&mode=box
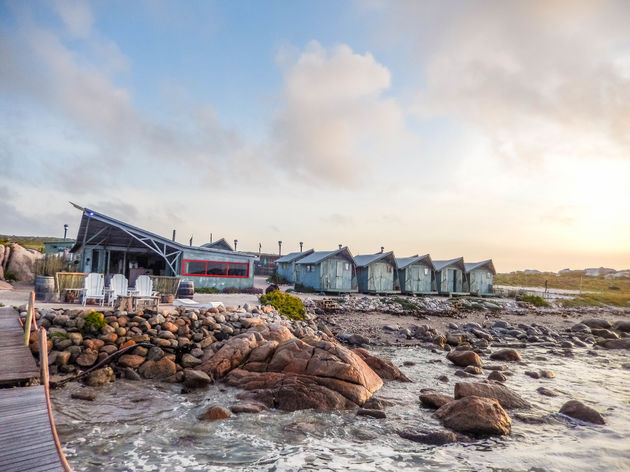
[449,269,457,292]
[409,266,420,292]
[335,260,345,289]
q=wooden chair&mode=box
[108,274,129,306]
[81,273,105,306]
[133,275,159,311]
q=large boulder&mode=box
[489,349,522,362]
[4,244,43,282]
[352,347,412,382]
[446,350,483,368]
[420,392,453,409]
[559,400,605,425]
[435,396,511,436]
[581,319,612,330]
[454,382,531,409]
[613,320,630,333]
[203,323,384,411]
[138,357,177,379]
[596,338,630,350]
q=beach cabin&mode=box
[464,259,496,295]
[355,251,399,294]
[433,258,467,295]
[294,247,357,293]
[70,205,256,290]
[396,254,436,294]
[275,249,314,283]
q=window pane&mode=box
[228,263,248,277]
[207,262,228,276]
[185,260,206,275]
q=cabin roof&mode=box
[464,259,496,275]
[276,249,315,263]
[354,251,396,268]
[201,238,233,251]
[433,257,466,272]
[296,247,354,265]
[396,254,433,270]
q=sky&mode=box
[1,0,629,272]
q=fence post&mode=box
[24,291,35,346]
[39,328,49,386]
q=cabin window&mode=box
[182,259,249,278]
[306,265,314,272]
[344,263,350,270]
[386,265,392,273]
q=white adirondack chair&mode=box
[108,274,129,306]
[82,273,105,306]
[133,275,159,310]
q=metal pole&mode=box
[278,241,282,256]
[234,239,238,251]
[299,242,303,252]
[63,224,68,240]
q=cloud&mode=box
[272,41,416,184]
[52,0,93,38]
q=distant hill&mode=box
[0,235,67,252]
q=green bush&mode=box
[267,272,290,284]
[390,296,420,311]
[517,294,549,307]
[4,271,17,282]
[81,311,107,335]
[195,287,220,294]
[259,290,306,321]
[294,283,316,293]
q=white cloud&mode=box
[272,41,417,183]
[52,0,93,38]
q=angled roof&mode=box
[465,259,496,275]
[433,257,466,272]
[276,249,314,263]
[354,251,396,268]
[202,238,233,251]
[296,247,354,265]
[396,254,433,270]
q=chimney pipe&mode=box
[258,242,261,254]
[299,241,303,252]
[234,239,238,251]
[189,236,193,246]
[172,229,176,242]
[338,244,342,250]
[278,240,282,256]
[63,224,69,240]
[210,233,213,243]
[380,246,384,253]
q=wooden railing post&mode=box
[39,327,49,386]
[24,291,35,346]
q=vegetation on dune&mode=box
[0,235,60,252]
[259,290,306,321]
[517,294,549,307]
[560,292,630,308]
[495,271,630,293]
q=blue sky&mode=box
[1,0,629,271]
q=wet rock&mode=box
[485,364,508,371]
[147,346,165,361]
[539,370,555,378]
[435,396,511,436]
[446,350,482,368]
[181,353,202,368]
[183,369,213,389]
[420,392,453,409]
[464,366,483,375]
[596,338,630,349]
[199,405,231,421]
[363,397,393,410]
[454,382,531,409]
[230,402,268,414]
[71,389,96,401]
[437,375,449,383]
[559,400,605,425]
[613,320,630,333]
[123,367,141,381]
[347,334,370,345]
[454,370,476,378]
[488,371,507,382]
[591,329,619,339]
[85,367,115,386]
[571,323,591,333]
[581,319,612,330]
[537,387,559,397]
[514,413,551,425]
[352,347,412,382]
[76,348,99,367]
[489,348,522,362]
[138,357,177,379]
[525,371,540,379]
[118,354,146,369]
[356,408,386,419]
[398,430,460,445]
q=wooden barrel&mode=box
[35,275,55,302]
[161,294,174,304]
[177,280,194,299]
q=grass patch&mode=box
[517,294,549,307]
[495,271,630,292]
[49,331,70,339]
[388,297,420,311]
[266,272,290,284]
[259,290,306,321]
[560,292,630,308]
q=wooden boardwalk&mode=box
[0,306,71,472]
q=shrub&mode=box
[81,311,107,335]
[390,296,420,311]
[222,287,263,294]
[267,272,290,284]
[195,287,220,294]
[517,294,549,307]
[4,271,17,282]
[259,290,306,321]
[294,283,316,293]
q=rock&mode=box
[464,366,482,375]
[488,371,507,382]
[123,367,141,381]
[454,370,476,378]
[581,319,612,329]
[363,397,393,410]
[454,382,531,409]
[85,367,115,386]
[489,348,522,362]
[596,338,630,349]
[56,351,72,366]
[5,244,43,282]
[183,370,213,389]
[71,390,96,401]
[571,323,591,333]
[435,396,511,436]
[76,348,99,367]
[539,370,555,378]
[537,387,559,397]
[525,371,540,379]
[199,405,231,421]
[613,320,630,333]
[118,354,146,368]
[230,402,268,414]
[437,375,449,383]
[138,357,177,379]
[181,353,202,368]
[446,350,482,368]
[559,400,605,425]
[398,430,460,445]
[356,408,386,419]
[352,347,412,382]
[347,334,370,345]
[420,393,453,409]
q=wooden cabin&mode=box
[354,251,399,294]
[396,254,436,294]
[433,257,467,295]
[464,259,496,295]
[275,249,314,283]
[294,247,357,293]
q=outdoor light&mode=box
[88,211,94,216]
